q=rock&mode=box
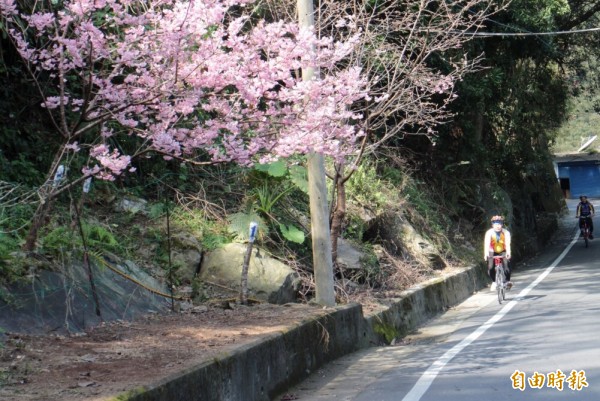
[199,243,301,304]
[336,238,364,270]
[113,196,148,215]
[191,305,208,313]
[168,233,203,283]
[364,211,447,270]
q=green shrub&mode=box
[170,208,232,250]
[40,222,122,258]
[0,232,25,282]
[346,162,390,211]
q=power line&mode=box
[449,26,600,38]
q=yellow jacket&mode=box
[483,228,511,260]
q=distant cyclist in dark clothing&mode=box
[576,195,595,239]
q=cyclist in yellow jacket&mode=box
[483,215,512,290]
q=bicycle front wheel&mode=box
[496,270,504,304]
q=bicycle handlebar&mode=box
[492,255,505,264]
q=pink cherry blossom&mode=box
[1,0,368,179]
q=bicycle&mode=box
[493,255,506,304]
[579,216,591,248]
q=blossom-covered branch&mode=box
[1,0,368,179]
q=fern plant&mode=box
[40,222,122,258]
[227,160,309,244]
[227,211,267,242]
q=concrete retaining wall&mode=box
[362,262,489,345]
[114,263,489,401]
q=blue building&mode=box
[554,153,600,199]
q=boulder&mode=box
[199,243,301,304]
[168,232,203,284]
[364,211,446,270]
[113,195,148,215]
[336,238,365,270]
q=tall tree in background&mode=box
[427,0,600,229]
[0,0,368,251]
[554,1,600,151]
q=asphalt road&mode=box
[287,199,600,401]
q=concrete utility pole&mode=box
[297,0,336,307]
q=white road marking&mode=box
[401,227,580,401]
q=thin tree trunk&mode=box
[73,199,103,320]
[23,145,70,252]
[330,163,346,265]
[240,242,253,305]
[23,169,90,251]
[23,200,53,252]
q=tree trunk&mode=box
[307,152,336,306]
[240,241,253,305]
[23,200,53,252]
[330,163,346,265]
[23,145,70,252]
[299,0,335,307]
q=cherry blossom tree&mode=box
[324,0,504,265]
[0,0,368,250]
[263,0,506,265]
